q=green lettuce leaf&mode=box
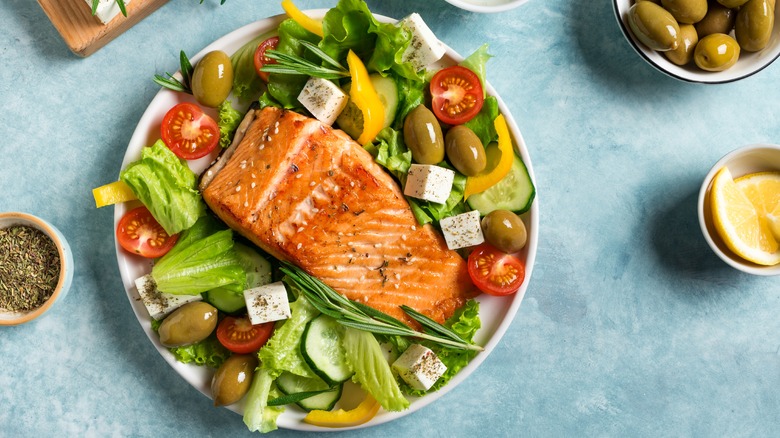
[231,30,275,101]
[217,99,243,149]
[257,290,319,378]
[243,366,285,433]
[267,19,321,109]
[464,96,500,148]
[119,140,205,235]
[168,336,231,369]
[459,44,492,98]
[342,327,409,411]
[151,216,245,295]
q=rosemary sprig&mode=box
[261,41,349,80]
[280,263,483,352]
[153,51,194,94]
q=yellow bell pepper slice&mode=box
[281,0,323,37]
[92,180,137,208]
[346,50,385,145]
[303,395,381,428]
[464,114,514,199]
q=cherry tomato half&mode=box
[467,243,525,296]
[430,65,484,125]
[160,102,219,160]
[216,316,275,354]
[116,206,178,258]
[253,36,280,82]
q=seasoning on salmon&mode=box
[201,107,477,325]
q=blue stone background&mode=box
[2,0,780,436]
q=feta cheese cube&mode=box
[298,77,349,126]
[135,274,202,321]
[84,0,132,25]
[404,164,454,204]
[244,281,291,325]
[392,344,447,391]
[440,210,485,250]
[399,13,447,71]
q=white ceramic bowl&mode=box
[698,144,780,275]
[0,212,74,325]
[445,0,528,13]
[613,0,780,83]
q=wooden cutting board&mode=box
[37,0,169,57]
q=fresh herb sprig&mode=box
[153,51,194,94]
[261,40,349,80]
[280,263,483,352]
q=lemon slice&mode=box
[710,167,780,266]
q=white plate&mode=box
[115,10,539,432]
[613,0,780,83]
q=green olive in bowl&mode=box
[192,50,234,108]
[665,24,699,65]
[695,2,736,38]
[661,0,708,24]
[735,0,775,52]
[212,354,258,406]
[481,210,528,254]
[158,301,218,347]
[445,126,487,177]
[716,0,749,7]
[694,33,741,71]
[628,2,682,51]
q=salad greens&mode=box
[119,139,204,235]
[217,100,243,149]
[150,215,245,295]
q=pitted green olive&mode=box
[481,210,528,254]
[628,2,681,51]
[445,126,487,177]
[695,2,736,38]
[158,302,218,347]
[192,50,234,108]
[661,0,708,24]
[664,24,699,65]
[694,33,741,71]
[403,105,445,165]
[212,354,258,406]
[735,0,775,52]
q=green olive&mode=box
[444,126,487,177]
[158,302,218,347]
[665,24,699,65]
[628,2,681,51]
[481,210,527,254]
[735,0,775,52]
[211,354,258,406]
[716,0,749,7]
[403,105,444,165]
[694,33,741,71]
[661,0,708,24]
[191,50,234,108]
[695,2,736,38]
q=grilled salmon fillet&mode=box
[201,107,476,324]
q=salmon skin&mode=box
[202,107,476,325]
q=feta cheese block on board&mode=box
[135,274,202,320]
[440,210,485,250]
[84,0,132,24]
[298,77,349,126]
[399,13,447,71]
[392,344,447,391]
[244,281,291,325]
[404,164,455,204]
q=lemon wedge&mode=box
[710,167,780,266]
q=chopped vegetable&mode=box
[116,206,178,258]
[430,66,484,125]
[281,0,323,37]
[467,242,525,296]
[346,50,385,144]
[342,327,408,411]
[119,140,205,235]
[303,394,381,428]
[92,180,137,208]
[463,114,514,199]
[253,36,280,82]
[216,316,275,354]
[217,99,243,149]
[161,102,220,160]
[243,366,284,433]
[231,31,276,101]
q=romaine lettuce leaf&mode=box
[231,30,275,101]
[342,327,409,411]
[460,44,492,98]
[151,216,246,295]
[243,366,284,433]
[217,99,243,149]
[257,290,319,379]
[119,140,205,235]
[463,96,500,152]
[267,19,321,109]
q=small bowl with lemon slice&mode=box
[699,144,780,275]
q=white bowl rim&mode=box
[612,0,780,84]
[697,143,780,276]
[445,0,529,13]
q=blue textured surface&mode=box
[2,0,780,436]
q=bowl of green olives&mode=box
[613,0,780,83]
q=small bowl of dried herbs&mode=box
[0,212,73,325]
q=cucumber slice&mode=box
[203,242,272,313]
[467,151,536,215]
[301,315,354,385]
[275,372,343,412]
[336,74,399,140]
